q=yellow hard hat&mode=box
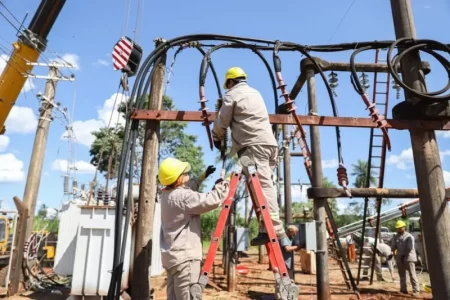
[395,220,406,229]
[158,157,191,186]
[223,67,247,89]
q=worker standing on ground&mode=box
[159,157,230,300]
[391,220,420,296]
[212,66,287,245]
[280,225,303,280]
[371,242,395,282]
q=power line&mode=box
[327,0,357,43]
[0,1,22,26]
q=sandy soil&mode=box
[7,251,432,299]
[150,251,432,300]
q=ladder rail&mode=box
[191,164,300,300]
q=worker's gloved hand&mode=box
[387,254,393,261]
[213,139,222,150]
[214,178,224,185]
[205,165,216,178]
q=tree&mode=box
[89,95,205,189]
[33,204,59,235]
[351,159,377,188]
[89,127,124,191]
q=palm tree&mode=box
[351,159,377,188]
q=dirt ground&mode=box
[6,251,432,300]
[149,251,432,300]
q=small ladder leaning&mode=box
[190,160,300,300]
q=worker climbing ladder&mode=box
[190,158,300,300]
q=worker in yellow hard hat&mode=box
[213,66,286,247]
[391,219,420,296]
[158,157,229,300]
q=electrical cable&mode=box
[387,38,450,101]
[108,34,450,298]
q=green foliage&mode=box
[90,95,205,184]
[200,208,220,241]
[351,159,377,188]
[89,127,124,180]
[33,204,59,236]
[348,159,391,216]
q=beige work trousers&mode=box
[239,145,284,235]
[396,259,419,293]
[166,260,201,300]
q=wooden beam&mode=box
[130,110,450,130]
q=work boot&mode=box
[251,233,269,246]
[412,291,420,297]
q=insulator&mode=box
[63,175,69,194]
[104,191,109,205]
[336,164,349,188]
[72,179,78,190]
[392,80,401,99]
[97,189,104,204]
[81,183,85,190]
[359,72,370,90]
[328,72,339,97]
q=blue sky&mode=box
[0,0,449,216]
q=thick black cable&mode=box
[109,34,450,297]
[387,38,450,101]
[274,41,344,165]
[196,46,222,99]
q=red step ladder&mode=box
[190,159,300,300]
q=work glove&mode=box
[205,165,216,178]
[387,254,393,261]
[213,139,222,150]
[214,178,224,185]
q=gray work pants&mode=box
[396,259,419,293]
[166,260,201,300]
[239,145,284,236]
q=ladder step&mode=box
[372,145,383,148]
[371,166,381,168]
[376,103,387,105]
[373,134,384,137]
[372,156,382,158]
[376,81,388,84]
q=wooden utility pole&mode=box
[22,65,59,239]
[282,125,293,225]
[307,68,330,299]
[132,39,167,299]
[390,1,450,297]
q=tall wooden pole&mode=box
[23,66,57,239]
[132,39,166,299]
[390,1,450,297]
[307,69,330,299]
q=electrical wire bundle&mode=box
[107,34,450,299]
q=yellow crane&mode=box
[0,0,66,134]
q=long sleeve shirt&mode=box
[160,178,229,269]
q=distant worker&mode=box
[280,225,303,280]
[212,66,287,246]
[391,220,420,296]
[159,157,230,300]
[369,242,395,282]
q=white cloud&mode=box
[67,119,104,147]
[322,159,339,169]
[444,171,450,186]
[97,93,127,126]
[0,54,36,93]
[5,106,38,134]
[55,53,80,70]
[65,93,128,147]
[436,131,450,138]
[0,136,10,152]
[51,159,96,174]
[94,59,109,67]
[0,153,24,182]
[386,147,413,169]
[388,147,450,169]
